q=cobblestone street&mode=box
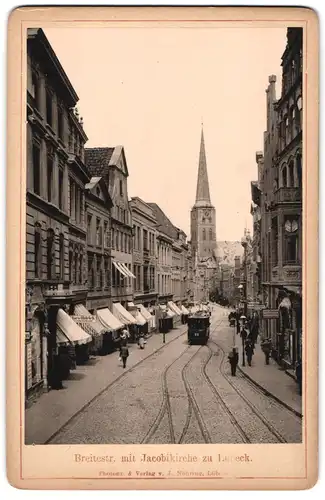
[40,306,302,445]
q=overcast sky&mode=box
[45,26,287,241]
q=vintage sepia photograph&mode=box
[23,21,304,449]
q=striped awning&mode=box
[72,304,105,337]
[56,309,92,346]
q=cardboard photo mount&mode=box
[6,6,319,490]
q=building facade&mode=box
[25,28,90,398]
[252,28,302,368]
[190,128,217,302]
[85,177,113,312]
[130,197,158,307]
[85,147,134,308]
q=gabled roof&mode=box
[85,146,129,179]
[147,203,179,240]
[85,148,115,178]
[85,176,113,208]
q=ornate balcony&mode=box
[274,187,302,205]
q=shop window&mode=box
[47,229,55,279]
[58,168,64,210]
[46,89,53,127]
[34,227,41,278]
[59,233,64,280]
[33,144,41,196]
[47,155,53,202]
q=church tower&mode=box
[190,127,217,263]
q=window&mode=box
[120,232,123,251]
[111,228,115,250]
[284,219,299,264]
[96,218,102,246]
[137,266,141,291]
[116,230,119,251]
[112,262,117,287]
[79,253,83,284]
[33,144,41,196]
[143,229,148,251]
[87,255,93,288]
[34,226,41,278]
[209,229,213,241]
[288,161,294,187]
[47,229,55,280]
[296,154,302,188]
[58,168,64,210]
[69,247,73,282]
[69,180,75,218]
[47,155,53,202]
[282,166,288,187]
[87,215,92,243]
[124,233,127,253]
[75,186,79,223]
[104,257,110,289]
[31,72,39,109]
[203,228,206,240]
[104,221,109,248]
[58,106,64,141]
[74,251,78,284]
[97,258,103,290]
[46,89,53,127]
[271,217,278,265]
[119,180,123,196]
[59,234,64,280]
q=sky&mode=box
[45,26,287,241]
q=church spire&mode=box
[195,126,211,206]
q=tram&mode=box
[187,312,210,345]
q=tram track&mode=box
[46,326,188,444]
[209,339,288,443]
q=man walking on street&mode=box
[228,347,239,376]
[245,338,254,366]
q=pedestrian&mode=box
[295,361,302,395]
[245,338,254,366]
[261,338,272,365]
[250,311,260,346]
[228,347,239,376]
[120,344,129,368]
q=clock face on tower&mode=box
[204,210,210,217]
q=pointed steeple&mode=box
[195,126,211,206]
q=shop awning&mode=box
[56,309,92,346]
[128,302,136,308]
[72,304,106,337]
[119,262,136,279]
[97,308,125,331]
[181,305,189,315]
[113,302,137,325]
[168,301,182,315]
[113,261,129,278]
[129,309,147,326]
[139,304,152,321]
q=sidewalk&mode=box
[234,334,302,417]
[25,325,187,445]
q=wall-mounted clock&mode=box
[285,220,298,233]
